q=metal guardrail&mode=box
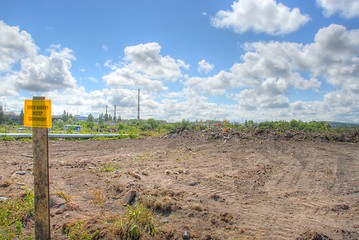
[0,133,123,139]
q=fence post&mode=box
[32,96,51,239]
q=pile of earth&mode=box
[167,127,359,143]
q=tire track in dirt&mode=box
[327,148,359,196]
[225,139,359,239]
[185,142,240,201]
[227,140,301,239]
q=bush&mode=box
[180,120,190,130]
[118,122,128,131]
[146,118,159,130]
[139,123,152,131]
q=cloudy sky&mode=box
[1,0,358,123]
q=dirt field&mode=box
[1,130,358,239]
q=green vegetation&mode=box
[0,187,113,240]
[112,203,157,239]
[256,120,331,132]
[63,202,157,240]
[220,119,358,135]
[64,220,100,240]
[1,111,358,141]
[323,167,333,176]
[0,135,15,141]
[0,187,34,239]
[102,163,118,173]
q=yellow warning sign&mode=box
[24,100,52,128]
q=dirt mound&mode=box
[168,127,359,143]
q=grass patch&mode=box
[128,133,140,139]
[0,187,34,239]
[19,137,32,142]
[63,220,100,240]
[54,191,72,202]
[102,163,119,173]
[92,136,118,141]
[62,202,157,239]
[112,202,157,239]
[0,135,15,141]
[323,167,333,176]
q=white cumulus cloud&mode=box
[0,21,78,94]
[211,0,310,35]
[6,45,77,92]
[316,0,359,18]
[0,20,37,72]
[186,70,234,96]
[103,42,189,93]
[124,42,189,81]
[103,67,168,92]
[198,59,214,74]
[292,24,359,105]
[186,24,359,116]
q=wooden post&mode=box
[32,96,50,239]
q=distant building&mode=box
[64,124,82,131]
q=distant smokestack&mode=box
[114,105,116,119]
[137,89,140,120]
[106,105,108,115]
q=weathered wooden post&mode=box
[24,96,52,239]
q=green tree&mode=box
[245,120,255,127]
[62,110,68,122]
[181,119,190,130]
[66,118,74,125]
[140,122,152,131]
[19,109,24,125]
[68,113,74,122]
[146,118,159,130]
[55,119,64,130]
[87,113,94,122]
[290,119,298,129]
[99,114,104,125]
[0,110,4,125]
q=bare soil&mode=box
[0,130,358,239]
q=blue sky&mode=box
[1,0,359,122]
